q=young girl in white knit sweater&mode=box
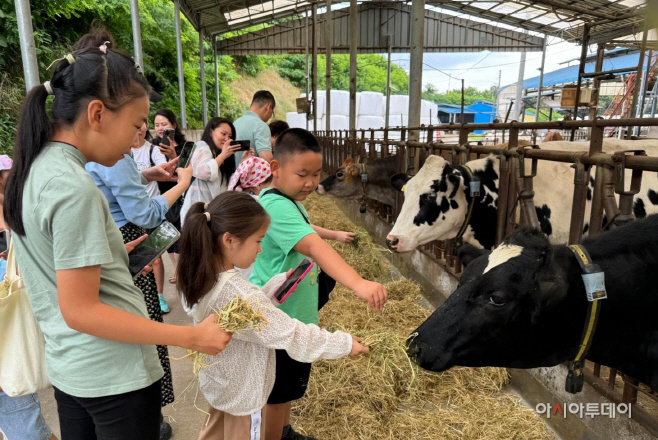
[177,192,368,440]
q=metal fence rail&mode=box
[316,117,658,437]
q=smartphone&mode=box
[161,128,176,146]
[0,230,8,254]
[273,258,314,304]
[230,140,251,151]
[128,221,180,279]
[177,141,197,169]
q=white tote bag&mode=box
[0,243,50,396]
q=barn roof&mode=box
[176,0,649,45]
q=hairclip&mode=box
[46,53,75,70]
[99,41,111,54]
[204,212,211,223]
[43,81,54,96]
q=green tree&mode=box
[277,55,307,88]
[422,84,495,106]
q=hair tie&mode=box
[99,41,111,54]
[204,212,211,223]
[43,81,54,96]
[46,53,75,70]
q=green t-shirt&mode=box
[250,188,319,324]
[13,142,163,398]
[233,111,272,163]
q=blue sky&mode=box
[390,37,588,94]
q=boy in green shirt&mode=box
[250,128,388,440]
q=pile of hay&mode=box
[291,194,554,440]
[304,195,387,281]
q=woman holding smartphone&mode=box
[179,117,242,227]
[3,30,231,440]
[152,109,185,162]
[152,108,186,286]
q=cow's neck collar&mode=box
[358,162,369,212]
[453,165,478,247]
[564,244,607,394]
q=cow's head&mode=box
[407,227,581,372]
[316,157,364,200]
[386,155,470,252]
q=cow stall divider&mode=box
[316,116,658,437]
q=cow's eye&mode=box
[489,293,506,307]
[336,171,344,179]
[420,192,434,203]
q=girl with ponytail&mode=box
[177,191,367,440]
[4,29,231,439]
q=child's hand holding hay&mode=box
[349,336,370,358]
[333,230,356,243]
[177,295,268,375]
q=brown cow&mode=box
[543,130,564,141]
[317,156,398,207]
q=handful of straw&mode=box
[215,295,268,333]
[174,295,268,376]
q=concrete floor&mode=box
[36,257,210,440]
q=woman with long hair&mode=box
[179,117,242,227]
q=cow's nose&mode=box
[316,185,325,195]
[386,236,399,251]
[406,340,422,359]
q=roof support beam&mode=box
[408,0,425,145]
[349,0,357,132]
[175,0,187,129]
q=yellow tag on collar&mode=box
[401,184,406,193]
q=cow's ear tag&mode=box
[469,178,481,197]
[401,184,406,193]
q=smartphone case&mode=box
[274,259,314,304]
[130,222,180,279]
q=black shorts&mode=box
[267,350,312,404]
[166,241,179,254]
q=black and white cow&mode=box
[386,139,658,252]
[406,216,658,392]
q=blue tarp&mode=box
[516,51,644,90]
[466,100,495,114]
[437,105,464,114]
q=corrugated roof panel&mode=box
[180,0,647,48]
[519,51,644,89]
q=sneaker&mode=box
[159,295,170,314]
[160,422,172,440]
[281,425,317,440]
